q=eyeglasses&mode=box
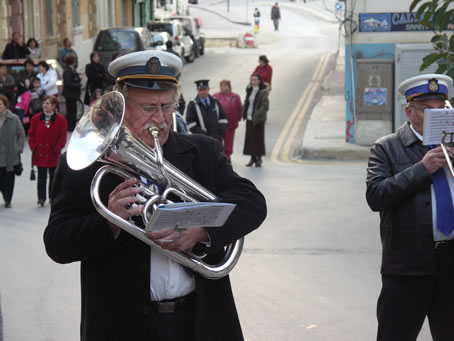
[138,103,179,116]
[409,105,446,112]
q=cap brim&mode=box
[410,93,448,101]
[123,79,176,91]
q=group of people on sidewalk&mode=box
[185,54,272,168]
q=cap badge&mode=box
[146,57,161,74]
[428,79,439,92]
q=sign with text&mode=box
[359,12,454,32]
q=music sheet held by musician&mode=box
[145,202,237,231]
[422,108,454,145]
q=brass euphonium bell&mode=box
[66,91,244,279]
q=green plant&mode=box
[410,0,454,77]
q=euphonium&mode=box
[66,91,243,279]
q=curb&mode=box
[296,146,370,161]
[205,36,239,47]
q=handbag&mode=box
[14,155,23,176]
[30,153,36,181]
[30,167,36,181]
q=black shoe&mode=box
[4,202,11,208]
[38,200,45,207]
[246,157,256,167]
[255,157,263,167]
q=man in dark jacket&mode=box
[186,79,228,143]
[44,50,267,341]
[2,32,29,59]
[366,73,454,340]
[62,54,81,132]
[270,3,281,31]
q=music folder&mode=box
[422,108,454,146]
[145,202,236,231]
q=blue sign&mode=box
[359,12,437,32]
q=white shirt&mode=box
[138,176,195,301]
[410,125,454,240]
[38,69,58,96]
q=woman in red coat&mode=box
[213,80,243,161]
[28,95,67,206]
[253,55,273,90]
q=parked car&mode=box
[93,27,154,69]
[147,20,195,63]
[165,16,205,57]
[188,0,198,3]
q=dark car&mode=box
[93,27,154,69]
[165,16,205,57]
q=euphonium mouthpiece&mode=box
[148,125,160,138]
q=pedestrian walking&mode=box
[243,73,269,168]
[28,96,68,207]
[2,32,29,59]
[271,2,281,31]
[253,55,273,90]
[186,79,228,143]
[28,95,67,207]
[366,74,454,340]
[84,51,106,105]
[37,61,58,97]
[0,95,25,208]
[26,38,41,59]
[43,50,267,341]
[57,38,79,69]
[213,80,243,161]
[62,54,81,132]
[253,8,261,33]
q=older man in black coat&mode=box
[366,73,454,341]
[44,50,267,341]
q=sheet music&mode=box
[422,108,454,146]
[145,202,236,231]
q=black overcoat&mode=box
[44,132,267,341]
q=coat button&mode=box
[425,201,430,206]
[142,306,151,315]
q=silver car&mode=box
[147,20,195,63]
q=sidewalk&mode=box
[295,51,371,160]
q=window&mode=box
[73,0,80,27]
[95,30,140,51]
[46,0,54,36]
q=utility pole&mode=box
[227,0,230,12]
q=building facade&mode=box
[344,0,454,144]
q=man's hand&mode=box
[146,227,209,252]
[107,178,143,234]
[422,146,451,174]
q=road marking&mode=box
[271,53,330,163]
